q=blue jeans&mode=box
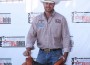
[36,49,63,65]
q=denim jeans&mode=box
[36,48,63,65]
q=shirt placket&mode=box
[45,17,53,48]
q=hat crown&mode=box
[41,0,60,4]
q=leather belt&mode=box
[40,48,62,53]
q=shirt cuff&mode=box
[63,47,71,52]
[26,43,33,48]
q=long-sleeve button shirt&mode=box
[26,11,71,52]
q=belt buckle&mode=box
[44,48,50,53]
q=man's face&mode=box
[43,2,55,12]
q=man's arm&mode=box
[23,17,37,57]
[54,16,71,65]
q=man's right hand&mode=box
[23,50,33,65]
[23,50,30,56]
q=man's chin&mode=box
[45,10,52,12]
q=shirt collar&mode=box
[43,10,56,17]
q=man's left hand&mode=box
[54,56,65,65]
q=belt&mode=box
[40,48,61,53]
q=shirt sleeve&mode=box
[26,18,37,48]
[61,17,72,52]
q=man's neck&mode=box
[44,10,54,20]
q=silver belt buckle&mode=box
[44,48,50,53]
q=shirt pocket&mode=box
[51,23,62,37]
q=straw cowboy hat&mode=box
[40,0,60,4]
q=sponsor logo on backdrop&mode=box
[28,12,41,23]
[0,58,12,65]
[0,36,25,47]
[72,11,90,23]
[0,0,23,2]
[72,57,90,65]
[70,36,74,47]
[0,13,11,24]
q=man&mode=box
[23,0,71,65]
